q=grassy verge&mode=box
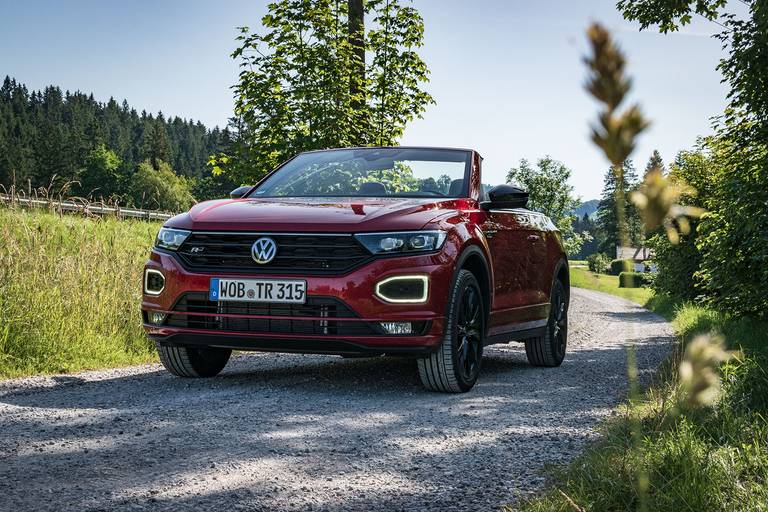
[569,266,654,306]
[0,208,159,378]
[510,269,768,510]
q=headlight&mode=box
[355,231,447,255]
[155,227,191,251]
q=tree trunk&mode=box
[348,0,365,110]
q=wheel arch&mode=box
[452,244,492,334]
[553,258,570,305]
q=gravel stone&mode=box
[0,288,673,511]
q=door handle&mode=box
[527,234,540,242]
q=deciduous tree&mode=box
[218,0,434,185]
[76,145,123,199]
[507,156,590,256]
[618,0,768,317]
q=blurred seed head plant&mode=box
[584,25,652,509]
[584,22,649,283]
[631,167,706,244]
[585,24,731,414]
[585,23,704,248]
[585,24,649,170]
[679,334,740,408]
[583,23,735,510]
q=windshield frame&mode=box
[246,147,473,199]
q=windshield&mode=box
[249,148,471,198]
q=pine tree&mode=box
[573,213,599,258]
[644,149,665,177]
[142,113,171,170]
[596,160,643,254]
[0,76,230,200]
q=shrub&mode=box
[642,148,711,302]
[587,253,611,274]
[610,258,636,275]
[696,136,768,318]
[647,231,701,300]
[619,271,651,288]
[128,159,195,212]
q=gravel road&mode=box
[0,288,673,512]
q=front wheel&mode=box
[525,279,568,367]
[157,343,231,378]
[417,270,485,393]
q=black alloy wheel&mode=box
[550,282,567,362]
[418,270,485,392]
[456,284,483,383]
[525,279,568,367]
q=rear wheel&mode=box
[525,279,568,367]
[418,270,484,393]
[156,344,231,378]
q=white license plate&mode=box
[209,278,307,304]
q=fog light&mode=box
[380,322,412,335]
[375,275,428,303]
[144,269,165,295]
[148,311,166,325]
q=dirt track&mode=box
[0,288,673,511]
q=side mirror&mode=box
[229,185,252,199]
[480,184,529,210]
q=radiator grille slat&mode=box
[176,233,371,274]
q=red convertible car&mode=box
[142,147,569,392]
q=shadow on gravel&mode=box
[0,303,673,512]
[599,310,668,324]
[0,338,668,410]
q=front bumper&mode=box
[141,249,455,355]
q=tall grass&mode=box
[0,208,159,377]
[513,277,768,511]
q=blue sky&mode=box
[0,0,738,199]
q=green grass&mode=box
[0,208,160,378]
[569,265,653,305]
[511,272,768,511]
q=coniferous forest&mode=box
[0,76,235,209]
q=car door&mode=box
[482,208,547,337]
[519,212,551,305]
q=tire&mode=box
[156,343,232,378]
[418,270,485,393]
[525,279,568,367]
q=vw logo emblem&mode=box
[251,237,277,264]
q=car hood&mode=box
[166,197,470,232]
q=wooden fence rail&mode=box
[0,194,174,221]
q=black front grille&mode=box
[176,233,371,274]
[163,293,382,336]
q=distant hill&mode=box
[574,199,599,219]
